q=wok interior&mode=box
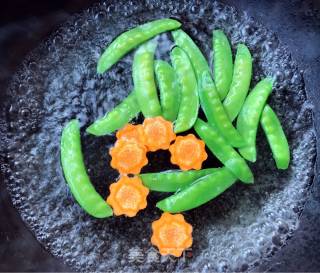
[1,0,316,271]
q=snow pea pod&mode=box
[140,168,218,192]
[172,30,244,146]
[154,60,180,122]
[171,30,210,81]
[156,167,237,213]
[170,46,199,133]
[212,30,233,100]
[86,91,139,136]
[61,120,113,218]
[97,18,181,73]
[200,71,246,148]
[260,104,290,169]
[133,39,162,118]
[194,118,253,183]
[223,44,252,121]
[172,29,240,141]
[237,78,273,162]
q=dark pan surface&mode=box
[0,0,319,272]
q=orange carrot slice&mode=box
[169,134,208,170]
[142,116,176,152]
[107,176,149,217]
[109,139,148,174]
[116,124,146,145]
[151,212,193,257]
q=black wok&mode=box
[0,0,319,271]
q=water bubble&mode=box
[53,35,63,46]
[28,61,37,70]
[19,108,31,118]
[95,11,107,21]
[217,259,230,272]
[190,4,200,14]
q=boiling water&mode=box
[1,0,316,272]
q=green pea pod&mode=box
[223,44,252,121]
[171,29,210,82]
[237,78,273,162]
[61,120,113,218]
[133,39,162,118]
[200,71,246,148]
[172,29,244,147]
[194,118,253,184]
[156,167,237,213]
[260,104,290,169]
[212,30,233,100]
[154,60,180,122]
[97,18,181,73]
[140,168,218,192]
[86,91,139,136]
[170,47,199,133]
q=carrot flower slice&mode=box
[109,139,148,174]
[151,212,193,257]
[107,176,149,217]
[169,134,208,170]
[116,124,146,145]
[142,116,176,152]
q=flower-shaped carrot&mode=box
[151,212,193,257]
[142,116,176,152]
[107,176,149,217]
[109,139,148,174]
[116,124,146,145]
[169,134,208,170]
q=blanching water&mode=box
[1,0,316,272]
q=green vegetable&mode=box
[61,120,113,218]
[172,30,244,147]
[260,104,290,169]
[133,39,162,118]
[171,30,210,81]
[200,71,246,148]
[223,44,252,121]
[86,91,139,136]
[156,167,237,213]
[194,118,253,184]
[140,168,218,192]
[154,60,180,122]
[170,47,199,133]
[237,78,273,162]
[97,18,181,73]
[212,30,233,100]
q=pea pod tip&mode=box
[96,61,107,74]
[242,176,254,184]
[85,125,97,135]
[156,201,166,212]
